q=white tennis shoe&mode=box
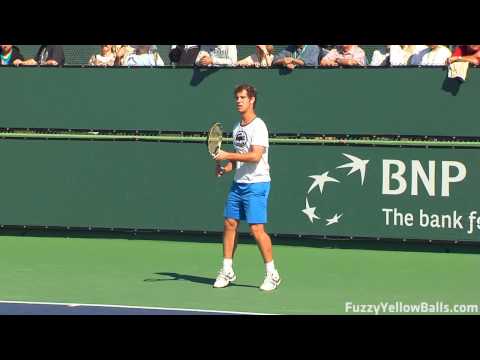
[260,271,281,291]
[213,268,236,288]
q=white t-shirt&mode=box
[124,53,164,66]
[410,46,452,66]
[233,117,271,183]
[89,53,116,66]
[195,45,238,67]
[237,53,274,67]
[389,45,428,65]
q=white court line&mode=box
[0,300,278,315]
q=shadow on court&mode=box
[144,272,257,289]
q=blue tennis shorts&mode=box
[224,182,271,224]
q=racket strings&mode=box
[207,125,222,155]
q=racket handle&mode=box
[216,161,224,177]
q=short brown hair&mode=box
[234,84,257,108]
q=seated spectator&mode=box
[169,45,200,66]
[88,45,116,66]
[237,45,274,68]
[113,45,135,66]
[369,45,429,66]
[448,45,480,66]
[318,45,335,51]
[1,45,24,66]
[320,45,366,67]
[195,45,238,67]
[123,45,164,66]
[390,45,428,65]
[20,45,65,66]
[318,45,334,62]
[272,45,320,69]
[410,45,452,66]
[369,45,391,66]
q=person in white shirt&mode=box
[195,45,237,67]
[211,83,281,292]
[88,45,116,66]
[123,45,164,67]
[370,45,429,66]
[390,45,428,65]
[237,45,274,68]
[113,45,135,66]
[370,45,391,66]
[410,45,452,66]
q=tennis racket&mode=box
[207,122,223,177]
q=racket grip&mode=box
[216,161,224,177]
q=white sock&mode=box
[265,260,276,274]
[223,258,233,272]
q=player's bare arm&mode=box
[213,145,264,163]
[222,161,235,173]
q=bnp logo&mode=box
[302,153,369,225]
[382,160,466,197]
[301,154,467,225]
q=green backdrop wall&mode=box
[0,140,479,241]
[0,66,478,242]
[0,67,477,136]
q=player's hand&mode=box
[213,149,229,161]
[215,163,225,177]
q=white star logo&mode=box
[302,198,320,223]
[307,171,340,194]
[326,213,343,226]
[336,153,369,185]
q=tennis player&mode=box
[212,84,281,291]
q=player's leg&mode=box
[223,218,239,260]
[250,223,273,263]
[214,218,240,288]
[245,182,281,291]
[249,223,281,291]
[214,183,243,288]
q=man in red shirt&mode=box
[448,45,480,65]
